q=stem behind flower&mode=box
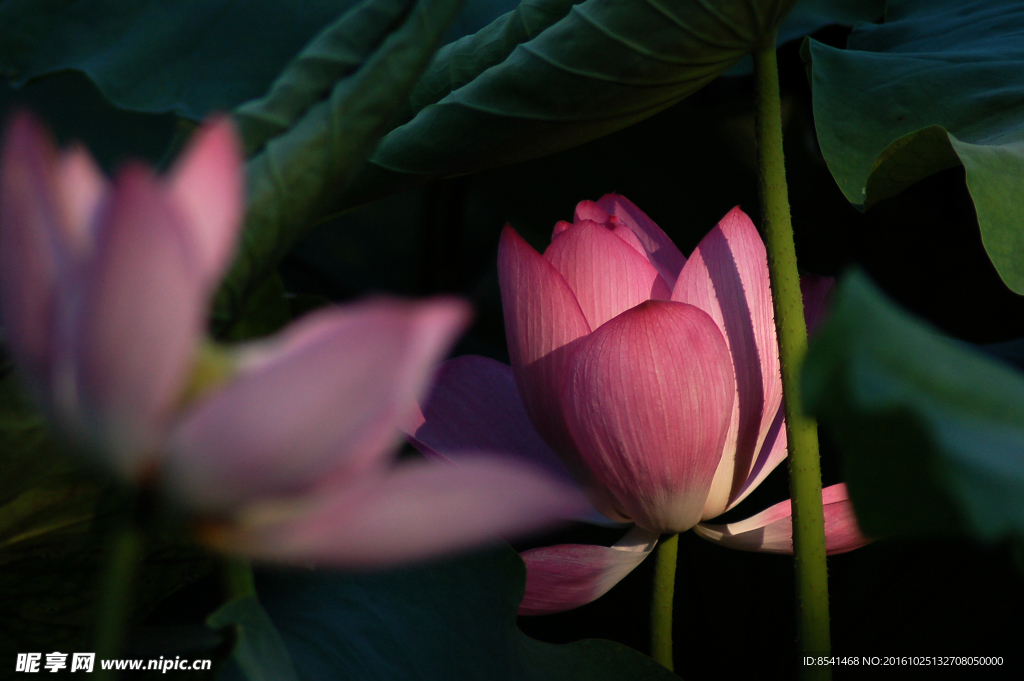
[93,521,143,681]
[223,557,257,599]
[650,533,677,671]
[752,40,832,680]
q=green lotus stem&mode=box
[752,40,831,679]
[223,557,257,599]
[650,533,678,671]
[93,522,143,681]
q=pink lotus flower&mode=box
[0,113,587,566]
[407,195,867,613]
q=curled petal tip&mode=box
[573,200,609,224]
[595,194,686,286]
[694,483,871,555]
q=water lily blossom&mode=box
[0,113,587,566]
[408,194,867,613]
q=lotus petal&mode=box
[168,117,244,287]
[211,456,589,567]
[561,300,734,532]
[0,113,62,384]
[71,167,203,472]
[802,274,835,336]
[544,219,670,330]
[596,193,686,287]
[693,483,870,555]
[673,207,783,519]
[519,526,659,615]
[409,354,576,482]
[168,299,468,511]
[497,225,590,461]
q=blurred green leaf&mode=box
[803,271,1024,541]
[220,272,292,342]
[208,595,300,681]
[253,544,675,681]
[213,0,465,330]
[0,0,364,120]
[803,0,1024,293]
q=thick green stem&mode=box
[93,522,143,681]
[752,41,831,679]
[223,557,257,600]
[650,533,678,671]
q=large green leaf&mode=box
[774,0,882,42]
[252,544,675,681]
[335,0,884,207]
[724,0,885,75]
[803,271,1024,541]
[233,0,414,157]
[402,0,580,121]
[212,0,465,329]
[350,0,799,192]
[0,1,361,120]
[385,0,888,178]
[803,0,1024,293]
[0,1,524,121]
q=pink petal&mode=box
[407,354,609,522]
[409,355,576,483]
[608,218,649,260]
[801,274,835,337]
[693,483,870,555]
[497,225,590,460]
[552,220,573,239]
[70,166,204,472]
[714,278,831,507]
[54,146,106,258]
[672,207,783,520]
[519,526,659,615]
[724,401,789,511]
[596,194,686,287]
[0,113,62,385]
[167,298,469,511]
[209,456,589,567]
[543,220,671,330]
[561,300,735,533]
[167,117,244,288]
[573,199,609,224]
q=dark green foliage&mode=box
[251,544,677,681]
[804,0,1024,292]
[805,272,1024,540]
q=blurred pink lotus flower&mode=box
[407,194,867,613]
[0,113,586,566]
